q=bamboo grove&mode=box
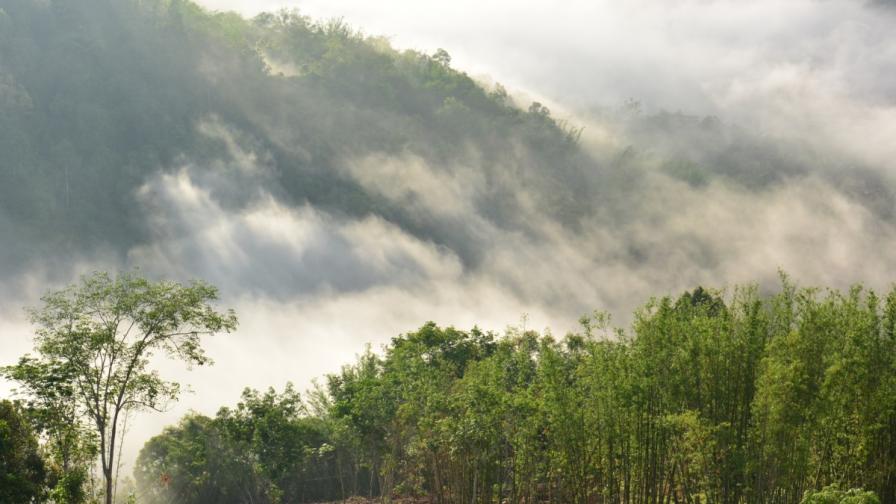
[130,280,896,504]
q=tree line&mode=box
[3,273,895,503]
[136,281,896,503]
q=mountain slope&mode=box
[2,0,896,319]
[0,0,589,272]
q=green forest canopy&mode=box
[133,280,896,504]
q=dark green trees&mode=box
[0,400,47,504]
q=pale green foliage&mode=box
[108,280,896,503]
[801,486,881,504]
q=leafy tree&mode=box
[432,48,452,66]
[0,400,47,504]
[3,356,97,502]
[4,271,237,504]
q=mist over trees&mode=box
[0,0,588,276]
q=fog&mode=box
[2,0,896,469]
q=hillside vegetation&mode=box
[0,0,588,272]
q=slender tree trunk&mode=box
[114,412,129,503]
[471,467,478,504]
[337,451,346,502]
[105,466,114,504]
[106,410,120,504]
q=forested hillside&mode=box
[135,280,896,504]
[2,0,896,315]
[0,0,588,273]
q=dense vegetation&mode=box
[1,400,48,503]
[129,280,896,504]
